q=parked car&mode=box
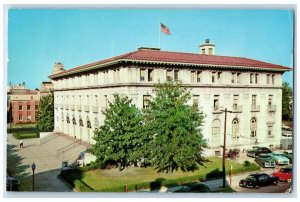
[239,173,279,189]
[246,147,272,158]
[282,124,292,131]
[174,182,211,193]
[283,151,293,163]
[272,166,292,182]
[6,175,20,191]
[270,151,290,165]
[254,153,276,168]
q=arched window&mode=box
[250,117,257,138]
[94,118,99,129]
[72,114,76,125]
[79,115,83,127]
[66,114,70,123]
[232,118,239,138]
[61,112,64,122]
[212,119,221,144]
[86,116,91,128]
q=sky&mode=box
[7,9,294,89]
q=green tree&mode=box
[143,81,206,173]
[37,93,54,132]
[92,94,144,171]
[282,82,293,120]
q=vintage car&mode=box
[254,153,276,168]
[174,182,211,193]
[272,166,292,182]
[239,173,279,189]
[246,147,272,158]
[283,151,293,163]
[270,151,290,165]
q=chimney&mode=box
[199,39,216,55]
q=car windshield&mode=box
[260,154,271,158]
[280,168,292,173]
[273,153,284,157]
[246,175,257,181]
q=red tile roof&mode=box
[49,48,291,78]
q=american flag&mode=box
[160,23,171,35]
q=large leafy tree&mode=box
[143,81,206,173]
[92,94,144,171]
[282,82,293,120]
[37,93,54,132]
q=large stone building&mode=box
[49,40,290,156]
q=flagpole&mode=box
[158,22,161,49]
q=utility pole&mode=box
[221,108,232,188]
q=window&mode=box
[167,70,173,81]
[233,95,239,110]
[208,48,213,55]
[104,95,108,108]
[250,73,253,84]
[143,95,151,109]
[193,95,200,110]
[201,49,205,54]
[93,73,98,85]
[250,117,257,138]
[140,69,146,81]
[255,74,259,84]
[268,95,273,107]
[19,105,23,111]
[174,70,179,81]
[86,95,89,106]
[148,69,154,82]
[267,74,270,84]
[237,73,241,83]
[35,105,38,110]
[27,105,31,110]
[213,95,219,111]
[191,71,196,83]
[212,119,221,144]
[252,95,257,106]
[19,115,23,121]
[30,96,33,100]
[272,74,275,85]
[232,118,239,138]
[95,95,98,106]
[94,118,99,129]
[231,73,235,83]
[197,71,201,82]
[212,72,216,83]
[268,126,273,137]
[27,116,31,121]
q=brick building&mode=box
[7,83,40,124]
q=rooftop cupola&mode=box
[199,39,216,55]
[52,62,65,74]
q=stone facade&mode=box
[49,41,290,156]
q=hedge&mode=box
[12,132,40,139]
[59,162,260,192]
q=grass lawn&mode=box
[63,157,260,191]
[8,124,40,139]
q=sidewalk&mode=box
[7,133,73,192]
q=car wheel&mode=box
[255,185,259,189]
[273,181,278,185]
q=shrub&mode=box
[243,160,252,167]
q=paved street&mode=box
[7,133,73,192]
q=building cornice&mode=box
[49,58,291,79]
